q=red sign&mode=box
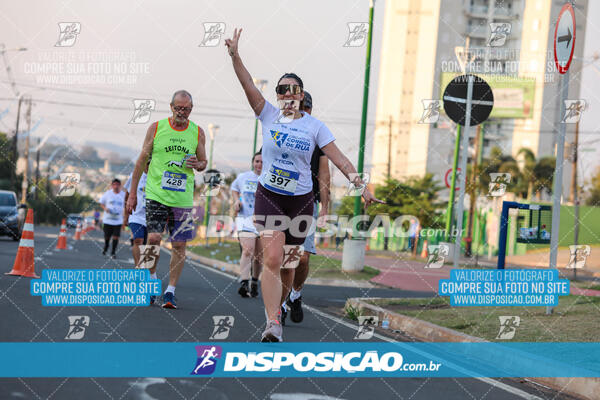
[445,168,461,191]
[554,3,576,74]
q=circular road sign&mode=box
[554,3,576,74]
[442,74,494,126]
[445,168,461,190]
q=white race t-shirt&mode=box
[258,101,335,196]
[231,170,259,233]
[99,189,126,225]
[124,172,147,226]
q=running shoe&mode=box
[162,292,177,309]
[102,250,107,256]
[286,295,304,323]
[238,281,250,298]
[250,281,259,297]
[149,295,156,305]
[261,320,283,342]
[110,254,116,259]
[280,305,288,326]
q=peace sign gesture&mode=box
[225,28,242,57]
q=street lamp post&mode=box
[203,123,219,242]
[342,0,375,273]
[252,79,268,159]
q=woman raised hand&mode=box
[225,27,242,57]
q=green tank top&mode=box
[146,118,199,207]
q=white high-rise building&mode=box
[371,0,588,201]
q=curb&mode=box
[184,252,378,288]
[346,297,600,400]
[185,252,240,276]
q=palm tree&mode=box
[478,146,522,196]
[533,156,555,200]
[517,148,536,200]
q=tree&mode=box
[336,174,444,229]
[585,167,600,206]
[517,147,536,199]
[0,131,20,194]
[478,146,523,196]
[532,156,555,200]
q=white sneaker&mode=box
[261,320,283,342]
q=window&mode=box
[0,194,16,206]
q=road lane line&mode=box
[182,252,542,400]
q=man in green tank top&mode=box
[126,90,207,309]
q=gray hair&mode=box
[171,90,193,105]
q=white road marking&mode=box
[180,252,542,400]
[307,306,542,400]
[271,394,347,400]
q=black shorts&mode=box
[254,183,314,246]
[103,223,121,238]
[145,199,194,241]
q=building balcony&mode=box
[466,25,488,38]
[465,4,489,18]
[493,7,518,19]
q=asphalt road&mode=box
[0,226,574,400]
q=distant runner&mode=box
[231,151,263,298]
[123,156,150,267]
[126,90,207,309]
[99,178,125,259]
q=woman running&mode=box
[225,28,383,342]
[231,151,263,298]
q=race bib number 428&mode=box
[265,166,299,195]
[161,171,186,192]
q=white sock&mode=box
[150,272,157,280]
[165,285,176,294]
[290,288,301,302]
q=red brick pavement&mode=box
[318,248,600,297]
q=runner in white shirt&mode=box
[231,152,263,298]
[123,157,150,267]
[99,179,126,259]
[225,28,383,342]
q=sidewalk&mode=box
[319,249,449,293]
[319,248,600,297]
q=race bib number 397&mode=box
[161,171,186,192]
[265,166,299,195]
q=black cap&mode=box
[112,178,121,184]
[303,91,313,110]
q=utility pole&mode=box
[204,123,218,244]
[12,96,24,190]
[21,97,32,204]
[384,115,393,251]
[386,115,392,179]
[465,124,481,257]
[571,119,580,280]
[342,0,375,273]
[251,79,268,160]
[569,120,579,203]
[35,137,41,200]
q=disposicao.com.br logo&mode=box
[191,346,442,376]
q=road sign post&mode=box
[548,2,575,314]
[443,75,494,268]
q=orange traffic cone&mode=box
[74,221,82,240]
[421,240,428,258]
[56,218,67,250]
[6,208,39,278]
[84,219,92,233]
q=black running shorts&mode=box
[103,223,121,238]
[253,183,314,246]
